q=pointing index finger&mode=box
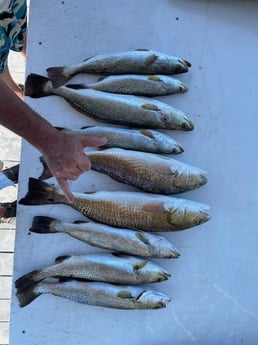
[56,177,75,204]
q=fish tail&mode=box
[25,73,54,98]
[15,269,43,290]
[16,285,41,308]
[19,178,57,206]
[39,156,53,180]
[30,216,59,234]
[47,66,71,87]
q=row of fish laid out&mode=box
[19,178,211,232]
[39,148,207,194]
[54,125,184,154]
[46,48,191,87]
[25,73,194,130]
[15,253,171,309]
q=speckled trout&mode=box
[66,74,188,96]
[19,178,211,231]
[16,280,170,309]
[57,125,184,154]
[25,74,194,130]
[15,253,170,290]
[30,216,180,258]
[39,148,207,194]
[47,48,191,86]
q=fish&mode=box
[25,74,194,130]
[29,216,181,258]
[47,48,191,86]
[66,74,188,96]
[56,125,184,154]
[19,178,211,231]
[15,253,171,290]
[16,280,170,309]
[39,148,207,194]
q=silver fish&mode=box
[30,216,181,258]
[66,74,188,96]
[25,74,194,130]
[15,253,170,289]
[16,280,171,309]
[19,178,211,231]
[39,148,207,194]
[47,48,191,86]
[57,125,184,154]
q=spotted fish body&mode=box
[19,178,211,231]
[16,280,171,309]
[25,74,194,130]
[46,49,191,86]
[15,254,171,290]
[87,148,207,194]
[67,74,188,96]
[58,125,184,154]
[30,216,181,258]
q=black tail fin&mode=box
[16,284,42,308]
[25,73,54,98]
[30,216,59,234]
[39,156,53,180]
[15,269,42,290]
[19,178,57,206]
[47,66,71,87]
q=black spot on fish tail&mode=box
[15,269,42,290]
[30,216,59,234]
[25,73,52,98]
[16,285,41,308]
[19,178,57,206]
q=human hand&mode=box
[41,131,106,203]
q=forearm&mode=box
[0,79,57,152]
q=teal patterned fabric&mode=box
[0,0,27,73]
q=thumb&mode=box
[56,177,75,204]
[80,136,107,149]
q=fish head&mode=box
[172,165,208,192]
[133,259,171,283]
[134,290,171,309]
[166,200,211,230]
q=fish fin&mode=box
[19,178,57,206]
[25,73,53,98]
[142,103,160,111]
[54,126,66,131]
[142,201,166,213]
[145,54,158,66]
[111,252,130,259]
[46,66,71,87]
[152,162,176,176]
[66,99,92,115]
[39,155,53,180]
[135,232,150,245]
[140,129,155,139]
[133,259,149,271]
[16,285,41,308]
[148,76,162,82]
[29,216,59,234]
[117,290,133,299]
[66,83,88,90]
[134,48,150,51]
[55,255,71,264]
[80,125,94,130]
[15,269,42,290]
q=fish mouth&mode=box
[179,82,188,93]
[172,144,184,154]
[182,116,194,131]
